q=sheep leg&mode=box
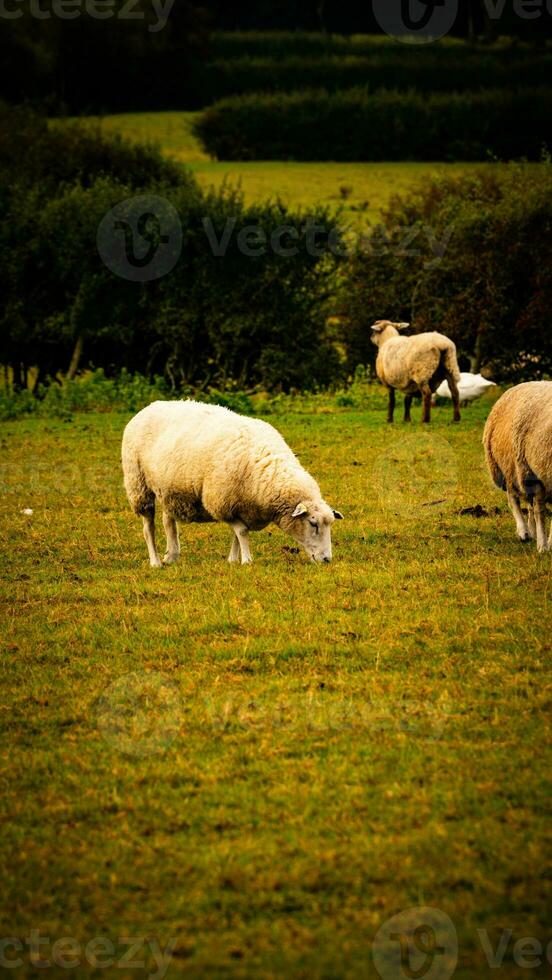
[527,507,536,540]
[162,510,180,564]
[143,509,162,567]
[231,519,252,564]
[421,383,432,423]
[445,372,461,422]
[533,491,549,553]
[404,394,413,423]
[227,534,240,563]
[507,491,531,542]
[387,388,395,423]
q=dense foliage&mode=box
[340,163,552,381]
[202,50,552,105]
[2,109,551,396]
[194,87,552,162]
[2,17,551,113]
[205,41,552,102]
[0,107,342,393]
[0,1,210,113]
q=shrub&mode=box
[193,87,552,162]
[0,108,344,393]
[0,104,188,191]
[339,162,552,382]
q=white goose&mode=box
[436,372,496,405]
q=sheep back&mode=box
[377,332,460,392]
[122,400,320,529]
[483,381,552,497]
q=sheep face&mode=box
[370,320,410,348]
[287,500,343,563]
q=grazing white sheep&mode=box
[436,372,496,406]
[370,320,461,423]
[483,381,552,553]
[122,400,343,566]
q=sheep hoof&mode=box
[150,558,163,568]
[163,553,179,565]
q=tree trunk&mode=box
[67,334,84,380]
[470,328,483,373]
[32,365,45,394]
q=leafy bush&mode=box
[339,162,552,382]
[0,107,343,394]
[0,104,188,191]
[0,369,388,421]
[194,87,552,162]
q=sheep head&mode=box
[370,320,410,347]
[281,500,343,563]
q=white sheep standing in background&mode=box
[370,320,461,423]
[483,381,552,553]
[436,372,496,406]
[122,400,343,566]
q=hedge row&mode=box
[205,52,552,101]
[210,30,548,60]
[194,87,552,162]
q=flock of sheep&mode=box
[122,321,552,563]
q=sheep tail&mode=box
[441,342,461,384]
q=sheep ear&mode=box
[291,502,308,518]
[396,322,410,331]
[333,510,344,520]
[371,322,385,333]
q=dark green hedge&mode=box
[210,31,550,60]
[0,104,187,191]
[206,52,552,102]
[0,106,342,394]
[194,87,552,162]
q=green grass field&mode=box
[1,395,550,977]
[89,112,489,224]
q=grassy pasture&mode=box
[1,394,551,977]
[88,112,488,224]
